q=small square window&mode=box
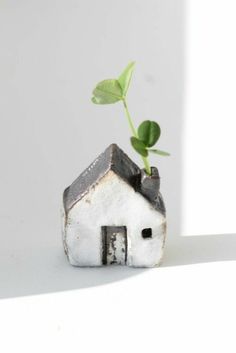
[142,228,152,239]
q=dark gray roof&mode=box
[63,144,166,216]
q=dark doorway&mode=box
[102,226,127,265]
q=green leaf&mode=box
[138,120,161,147]
[91,79,123,104]
[118,62,135,97]
[149,149,170,156]
[130,137,148,157]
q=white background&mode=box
[0,0,236,352]
[183,0,236,235]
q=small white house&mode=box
[62,144,166,267]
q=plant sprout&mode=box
[91,62,170,175]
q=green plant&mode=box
[91,62,170,175]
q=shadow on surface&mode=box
[0,248,145,299]
[2,233,236,299]
[163,233,236,267]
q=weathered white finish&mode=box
[62,170,166,267]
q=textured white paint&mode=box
[63,170,166,267]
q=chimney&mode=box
[139,167,160,204]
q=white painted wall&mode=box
[183,0,236,235]
[0,0,184,249]
[1,0,234,240]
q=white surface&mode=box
[1,262,236,353]
[0,0,235,352]
[65,170,165,267]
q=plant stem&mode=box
[123,99,137,137]
[123,99,151,175]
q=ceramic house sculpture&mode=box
[62,144,166,267]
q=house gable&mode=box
[63,144,141,214]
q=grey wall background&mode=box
[0,0,184,297]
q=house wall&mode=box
[64,171,166,267]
